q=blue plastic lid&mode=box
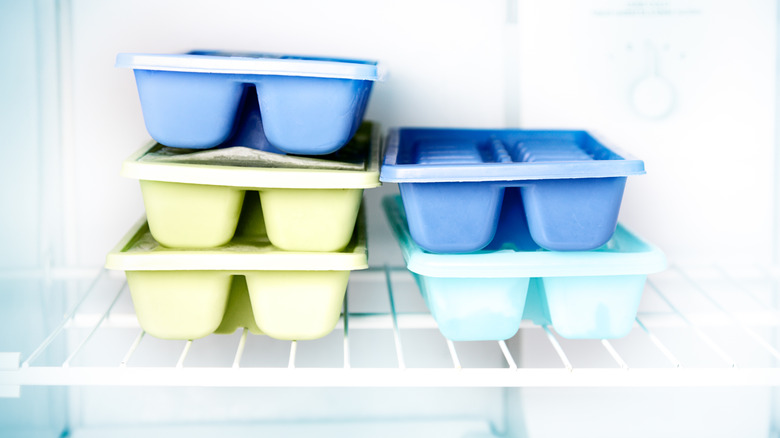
[115,51,383,81]
[380,128,645,182]
[383,196,666,278]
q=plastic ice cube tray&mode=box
[380,128,645,252]
[105,202,367,341]
[116,51,382,154]
[121,122,380,251]
[384,195,666,341]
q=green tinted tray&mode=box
[122,122,380,251]
[105,198,367,341]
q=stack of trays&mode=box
[380,128,666,341]
[106,51,382,341]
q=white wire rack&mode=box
[2,264,780,395]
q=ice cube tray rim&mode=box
[105,213,368,272]
[383,195,666,278]
[120,124,381,189]
[380,128,645,182]
[115,51,383,81]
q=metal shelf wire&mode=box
[2,264,780,395]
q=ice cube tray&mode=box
[116,51,382,154]
[383,195,666,341]
[380,128,645,252]
[105,201,367,341]
[121,122,380,251]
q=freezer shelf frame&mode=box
[2,264,780,395]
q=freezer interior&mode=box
[2,1,780,437]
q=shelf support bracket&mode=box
[0,352,21,398]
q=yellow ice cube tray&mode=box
[105,196,368,341]
[121,122,380,251]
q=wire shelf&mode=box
[2,264,780,395]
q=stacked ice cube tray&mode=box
[115,51,382,154]
[106,51,382,341]
[105,201,369,341]
[380,128,666,341]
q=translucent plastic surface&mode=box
[122,123,380,251]
[380,128,645,252]
[116,51,381,153]
[384,195,666,340]
[104,206,367,341]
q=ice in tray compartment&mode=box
[104,206,367,341]
[116,51,382,154]
[380,128,645,252]
[122,122,380,251]
[383,195,666,341]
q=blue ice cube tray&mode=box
[380,128,645,252]
[383,195,666,341]
[116,51,383,154]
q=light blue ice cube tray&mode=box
[383,195,666,341]
[116,51,382,154]
[380,128,645,252]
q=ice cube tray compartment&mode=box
[140,182,363,251]
[122,122,380,251]
[383,195,666,341]
[116,51,381,154]
[380,128,645,252]
[105,207,367,341]
[124,269,350,341]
